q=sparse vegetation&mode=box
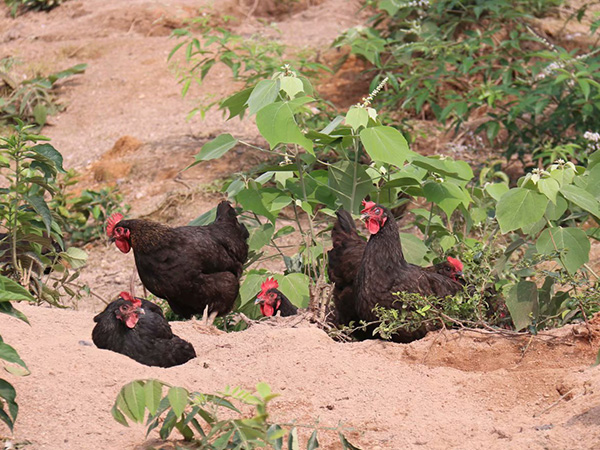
[0,58,86,130]
[112,380,361,449]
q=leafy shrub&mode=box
[0,121,88,305]
[51,170,129,245]
[0,275,35,431]
[0,58,86,130]
[112,380,361,449]
[186,63,600,334]
[168,13,330,119]
[334,0,600,161]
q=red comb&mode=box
[260,277,279,296]
[106,213,124,237]
[447,256,463,272]
[119,291,141,307]
[360,200,376,214]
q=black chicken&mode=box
[328,209,464,327]
[92,292,196,367]
[106,201,249,324]
[355,201,463,342]
[255,277,298,317]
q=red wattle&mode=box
[366,218,380,234]
[115,238,131,253]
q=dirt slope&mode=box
[2,304,600,450]
[1,0,600,449]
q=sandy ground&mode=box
[1,0,600,449]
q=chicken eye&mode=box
[374,208,381,214]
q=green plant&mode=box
[168,13,330,119]
[112,380,361,449]
[0,275,35,431]
[184,62,600,335]
[4,0,65,16]
[51,170,129,244]
[0,121,88,305]
[334,0,600,162]
[0,58,86,129]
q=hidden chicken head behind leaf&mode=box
[106,213,131,253]
[255,277,280,317]
[114,291,143,329]
[360,200,387,234]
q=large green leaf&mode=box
[536,226,590,274]
[560,184,600,217]
[328,161,374,214]
[484,182,509,201]
[359,126,414,167]
[220,87,253,120]
[237,188,276,223]
[505,281,539,331]
[279,76,304,99]
[411,156,473,181]
[273,273,310,308]
[256,100,313,154]
[496,188,547,233]
[0,342,27,369]
[538,177,560,204]
[24,194,52,234]
[32,143,65,173]
[248,223,275,253]
[122,381,146,423]
[345,106,369,131]
[144,380,164,416]
[399,233,429,265]
[239,271,268,306]
[168,386,189,418]
[189,134,238,167]
[188,206,217,226]
[0,275,35,303]
[0,303,29,324]
[422,181,470,217]
[0,379,18,431]
[247,79,280,115]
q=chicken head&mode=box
[106,213,131,253]
[360,200,387,234]
[255,277,281,317]
[115,291,143,328]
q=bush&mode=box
[112,380,361,449]
[333,0,600,161]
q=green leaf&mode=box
[545,196,568,221]
[248,223,275,253]
[122,381,146,423]
[189,134,238,167]
[339,432,362,450]
[63,247,88,269]
[560,184,600,217]
[505,281,539,331]
[220,87,253,120]
[307,430,320,450]
[359,126,414,167]
[328,161,374,214]
[144,380,163,416]
[247,79,280,115]
[537,177,560,204]
[111,402,128,427]
[237,188,275,223]
[399,233,429,265]
[423,181,469,217]
[188,206,217,226]
[345,106,369,131]
[0,276,35,303]
[288,427,300,450]
[256,382,271,399]
[0,379,17,431]
[0,342,27,369]
[24,194,52,234]
[239,272,268,306]
[168,386,189,418]
[496,188,547,233]
[256,101,314,154]
[33,104,47,127]
[279,76,304,99]
[537,227,590,274]
[275,273,310,308]
[32,143,65,173]
[484,183,509,201]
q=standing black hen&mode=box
[328,209,464,327]
[355,201,463,342]
[106,201,249,324]
[92,292,196,367]
[255,277,298,317]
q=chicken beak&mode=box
[254,297,263,304]
[360,212,369,221]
